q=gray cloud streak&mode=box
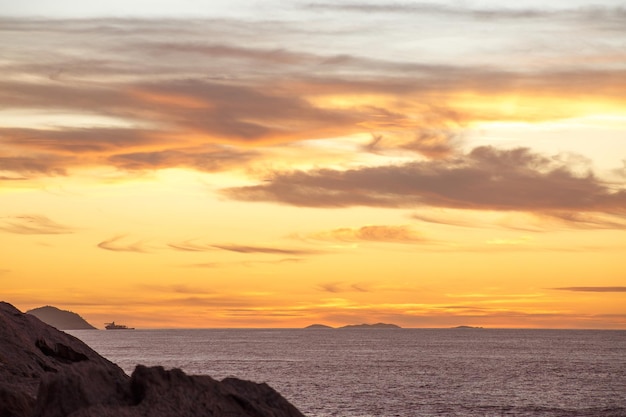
[223,146,626,214]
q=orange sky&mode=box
[1,2,625,329]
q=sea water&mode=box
[67,329,626,417]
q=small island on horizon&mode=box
[305,322,401,329]
[452,325,484,329]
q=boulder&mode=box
[0,302,305,417]
[0,301,127,417]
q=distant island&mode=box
[305,324,334,329]
[26,305,96,330]
[305,322,401,329]
[453,325,483,329]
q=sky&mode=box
[1,0,625,329]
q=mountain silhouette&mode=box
[26,305,96,330]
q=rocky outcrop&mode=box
[0,301,126,417]
[0,302,305,417]
[27,305,96,330]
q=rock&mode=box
[0,302,306,417]
[0,301,126,417]
[27,305,96,330]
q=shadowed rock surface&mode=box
[0,302,305,417]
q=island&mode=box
[304,322,401,329]
[26,305,96,330]
[452,325,483,329]
[304,324,334,329]
[340,323,401,329]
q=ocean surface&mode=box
[67,328,626,417]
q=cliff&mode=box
[0,301,304,417]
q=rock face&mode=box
[27,305,96,330]
[0,302,305,417]
[0,301,127,417]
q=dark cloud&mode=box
[0,215,74,234]
[0,155,68,176]
[552,287,626,292]
[0,127,163,154]
[109,145,257,172]
[97,235,150,253]
[223,146,626,215]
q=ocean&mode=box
[67,328,626,417]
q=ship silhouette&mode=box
[104,321,134,330]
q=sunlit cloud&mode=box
[308,225,425,243]
[0,215,74,234]
[1,18,625,181]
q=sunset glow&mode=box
[1,0,625,329]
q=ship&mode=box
[104,321,134,330]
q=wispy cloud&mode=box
[212,244,319,255]
[187,258,304,268]
[318,282,370,293]
[0,215,74,234]
[97,235,150,253]
[308,225,425,243]
[167,240,214,252]
[551,287,626,292]
[305,2,626,27]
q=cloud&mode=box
[318,282,370,293]
[224,146,626,215]
[167,240,214,252]
[108,145,257,172]
[0,155,69,176]
[212,244,319,256]
[0,127,163,154]
[186,258,304,268]
[400,129,459,159]
[309,225,425,243]
[551,287,626,293]
[0,215,74,234]
[305,3,626,26]
[0,15,624,194]
[97,235,150,253]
